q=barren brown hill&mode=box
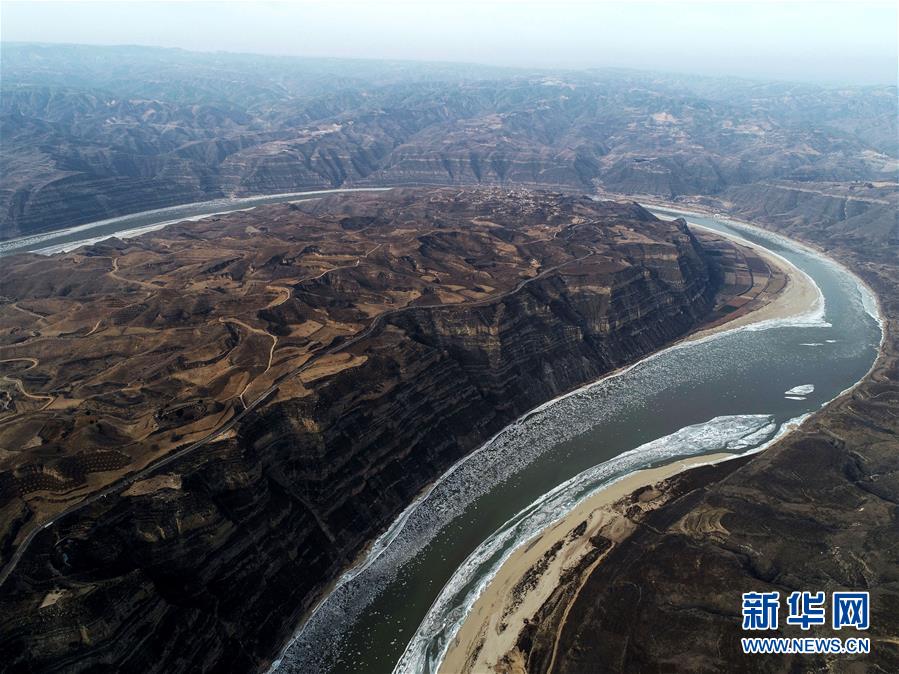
[0,189,704,524]
[0,187,777,671]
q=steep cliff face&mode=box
[0,192,717,672]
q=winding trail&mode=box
[265,286,292,309]
[1,377,55,410]
[107,256,159,290]
[0,357,54,410]
[84,320,103,337]
[9,303,45,320]
[218,317,279,408]
[0,357,40,369]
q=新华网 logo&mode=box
[740,590,871,655]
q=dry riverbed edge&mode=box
[437,229,820,674]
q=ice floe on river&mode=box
[784,384,815,397]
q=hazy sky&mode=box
[3,1,897,85]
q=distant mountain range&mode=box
[2,42,896,240]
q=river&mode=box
[0,188,391,257]
[4,197,882,674]
[269,208,882,674]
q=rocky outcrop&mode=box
[0,192,717,672]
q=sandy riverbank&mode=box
[438,452,737,674]
[437,229,821,674]
[683,223,821,342]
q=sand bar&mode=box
[439,452,737,674]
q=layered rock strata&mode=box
[0,189,720,672]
